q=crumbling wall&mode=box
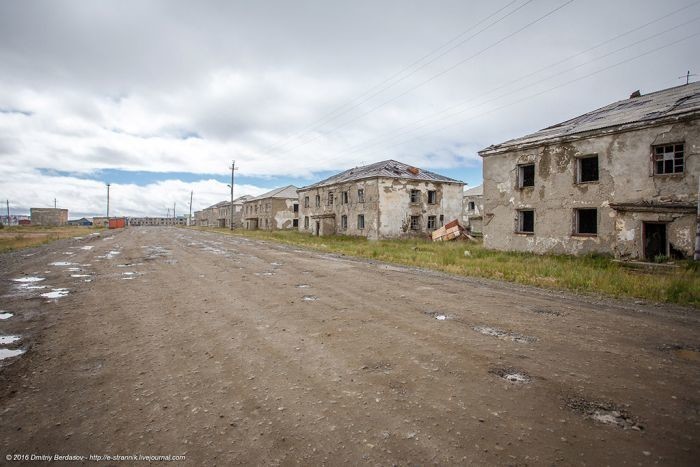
[31,208,68,226]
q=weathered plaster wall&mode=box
[462,194,484,233]
[377,179,463,238]
[243,198,297,230]
[30,208,68,226]
[482,119,699,258]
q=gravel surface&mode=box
[0,227,699,465]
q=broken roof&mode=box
[300,159,462,190]
[463,185,483,197]
[480,82,700,155]
[246,185,299,201]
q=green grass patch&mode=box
[0,226,105,253]
[191,227,700,308]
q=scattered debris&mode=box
[565,396,643,430]
[473,325,537,343]
[489,367,531,383]
[431,219,469,242]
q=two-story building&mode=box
[478,83,700,260]
[195,195,252,228]
[462,185,484,234]
[297,159,463,239]
[243,185,299,230]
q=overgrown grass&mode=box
[0,226,104,253]
[193,227,700,308]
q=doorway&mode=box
[315,221,320,236]
[643,222,667,260]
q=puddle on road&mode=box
[473,325,537,344]
[302,295,319,301]
[70,274,91,278]
[424,311,447,321]
[41,288,69,299]
[49,262,74,267]
[80,245,94,250]
[255,272,275,277]
[0,348,25,360]
[489,367,532,383]
[0,335,20,345]
[295,284,311,288]
[12,277,45,283]
[67,267,82,271]
[565,396,643,430]
[0,312,13,320]
[270,262,283,267]
[659,344,700,362]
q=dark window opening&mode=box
[644,222,667,260]
[468,201,475,211]
[439,214,444,226]
[518,210,534,233]
[578,156,599,183]
[410,215,420,230]
[410,189,420,203]
[654,143,684,175]
[292,219,299,227]
[427,190,437,204]
[328,192,334,205]
[519,164,535,188]
[293,203,299,213]
[576,208,597,235]
[315,195,320,208]
[357,214,365,230]
[427,215,436,229]
[340,215,347,230]
[304,216,309,229]
[303,196,309,208]
[341,191,349,204]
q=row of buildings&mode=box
[194,82,698,260]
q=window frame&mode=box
[357,214,365,230]
[304,216,309,229]
[574,208,598,236]
[427,215,437,230]
[410,215,421,231]
[340,214,347,230]
[653,143,684,175]
[516,209,535,234]
[427,190,437,204]
[327,191,334,206]
[357,188,365,203]
[518,163,535,188]
[304,196,309,208]
[315,194,320,208]
[341,191,349,204]
[576,155,599,184]
[409,189,420,203]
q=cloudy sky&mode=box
[1,0,698,218]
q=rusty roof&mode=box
[300,159,462,190]
[480,82,700,155]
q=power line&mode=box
[259,0,527,154]
[279,0,576,155]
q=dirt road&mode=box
[1,227,698,465]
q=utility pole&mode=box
[188,190,193,226]
[106,184,111,219]
[695,177,700,261]
[678,70,697,85]
[54,198,57,209]
[173,202,176,224]
[6,200,9,226]
[228,160,238,230]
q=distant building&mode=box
[128,216,187,226]
[30,208,68,226]
[67,217,93,226]
[194,196,252,228]
[462,185,483,234]
[297,160,463,239]
[92,217,109,228]
[479,83,700,259]
[243,186,299,230]
[0,215,30,226]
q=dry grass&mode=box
[0,226,104,253]
[194,227,700,308]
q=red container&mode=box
[108,218,126,229]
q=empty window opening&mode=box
[304,196,309,208]
[328,192,334,205]
[410,215,420,230]
[653,143,684,175]
[341,191,349,204]
[439,214,444,226]
[518,164,535,188]
[293,219,299,228]
[357,214,365,230]
[468,201,475,211]
[517,210,534,233]
[357,189,365,203]
[340,215,347,230]
[304,216,309,229]
[575,208,597,235]
[293,203,299,213]
[428,190,437,204]
[427,215,437,229]
[578,155,599,183]
[410,189,420,203]
[315,195,320,208]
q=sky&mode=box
[0,0,698,218]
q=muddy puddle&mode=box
[659,344,700,362]
[0,312,13,320]
[565,396,643,430]
[0,335,21,345]
[302,295,319,301]
[295,284,311,288]
[473,325,536,344]
[49,261,74,266]
[489,367,531,383]
[12,277,45,283]
[424,311,447,321]
[0,348,25,360]
[41,288,69,299]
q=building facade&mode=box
[479,83,700,260]
[462,185,484,234]
[30,208,68,226]
[195,195,252,228]
[297,160,463,240]
[243,186,299,230]
[128,216,187,226]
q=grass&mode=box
[193,227,700,308]
[0,225,104,253]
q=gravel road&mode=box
[1,227,698,465]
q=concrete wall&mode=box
[243,198,298,230]
[298,178,463,239]
[481,119,699,258]
[30,208,68,226]
[462,194,484,233]
[196,203,244,228]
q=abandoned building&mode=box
[66,217,93,226]
[478,82,700,260]
[243,186,299,230]
[195,195,252,228]
[297,160,463,239]
[462,185,484,234]
[30,208,68,226]
[128,216,187,226]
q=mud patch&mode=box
[489,367,531,383]
[565,396,643,430]
[473,325,536,343]
[531,308,562,317]
[80,245,94,250]
[0,348,25,360]
[659,344,700,362]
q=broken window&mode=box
[340,214,347,230]
[517,210,534,233]
[518,164,535,188]
[341,191,349,204]
[428,190,437,204]
[653,143,684,175]
[357,188,365,203]
[293,219,299,228]
[577,155,599,183]
[427,215,436,229]
[293,203,299,213]
[315,195,320,208]
[468,201,475,211]
[410,215,420,230]
[357,214,365,230]
[410,189,420,203]
[575,208,597,235]
[439,214,444,226]
[328,191,334,205]
[304,216,309,229]
[304,196,309,208]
